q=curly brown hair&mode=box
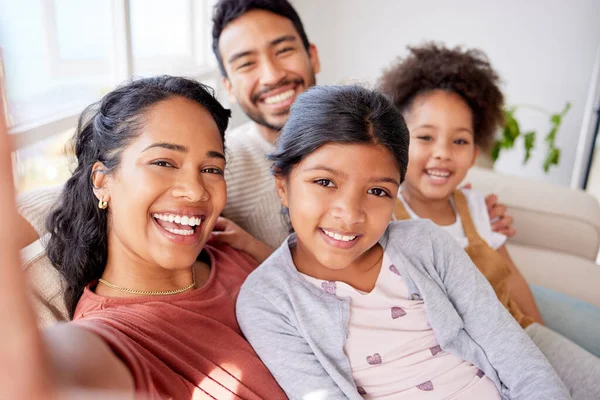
[378,43,504,151]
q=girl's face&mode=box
[97,96,227,272]
[276,143,400,271]
[403,90,478,202]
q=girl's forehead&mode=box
[295,143,399,176]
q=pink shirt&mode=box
[303,252,500,399]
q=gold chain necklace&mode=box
[98,268,196,296]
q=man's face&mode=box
[218,9,320,131]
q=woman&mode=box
[0,76,285,399]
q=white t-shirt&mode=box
[397,188,507,250]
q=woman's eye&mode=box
[417,135,433,141]
[368,188,390,197]
[202,167,224,175]
[315,179,335,187]
[152,160,174,168]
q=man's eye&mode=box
[277,47,294,55]
[237,61,254,70]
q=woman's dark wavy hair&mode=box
[212,0,311,77]
[269,85,409,182]
[378,43,504,152]
[45,76,231,318]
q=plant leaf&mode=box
[491,141,501,162]
[523,131,535,163]
[503,109,520,143]
[543,147,560,173]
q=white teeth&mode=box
[322,229,357,242]
[152,213,202,227]
[164,227,194,236]
[427,169,450,178]
[264,89,295,105]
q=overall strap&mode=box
[452,190,484,244]
[393,197,412,221]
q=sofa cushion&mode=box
[508,242,600,308]
[467,167,600,261]
[21,237,69,327]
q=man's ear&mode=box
[308,43,321,75]
[274,175,289,208]
[91,161,111,203]
[222,77,238,105]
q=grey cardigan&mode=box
[236,220,570,400]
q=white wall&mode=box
[292,0,600,186]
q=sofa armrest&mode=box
[507,243,600,307]
[465,167,600,261]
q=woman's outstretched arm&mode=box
[0,97,134,398]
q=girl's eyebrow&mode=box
[303,165,399,186]
[303,165,346,177]
[371,177,400,186]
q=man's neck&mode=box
[255,123,280,145]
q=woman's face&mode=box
[276,143,400,272]
[99,96,227,272]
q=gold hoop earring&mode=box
[98,197,108,210]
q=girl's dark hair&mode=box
[46,76,231,318]
[212,0,311,77]
[378,43,504,151]
[269,85,409,181]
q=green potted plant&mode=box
[491,102,571,172]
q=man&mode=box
[17,0,513,253]
[211,0,513,249]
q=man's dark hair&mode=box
[212,0,311,77]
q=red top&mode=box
[73,241,286,400]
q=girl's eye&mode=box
[454,138,470,145]
[368,188,390,197]
[315,179,335,188]
[202,167,224,175]
[417,135,433,141]
[152,160,174,168]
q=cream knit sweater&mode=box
[221,122,291,248]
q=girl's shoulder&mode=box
[387,218,440,244]
[239,237,300,296]
[457,187,488,215]
[386,219,465,263]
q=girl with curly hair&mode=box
[379,43,600,399]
